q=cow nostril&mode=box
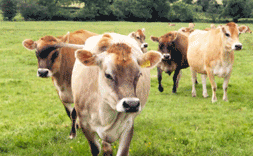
[123,100,140,112]
[144,44,148,48]
[38,70,49,77]
[235,45,242,50]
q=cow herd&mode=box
[22,22,249,156]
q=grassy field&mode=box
[0,21,253,156]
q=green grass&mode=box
[0,21,253,156]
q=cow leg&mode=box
[157,67,164,92]
[201,74,209,98]
[63,102,72,119]
[69,107,77,139]
[172,69,182,93]
[116,125,134,156]
[206,68,217,103]
[81,125,101,156]
[102,141,113,156]
[223,73,231,102]
[191,69,197,97]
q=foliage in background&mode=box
[19,1,51,21]
[0,0,17,21]
[170,1,194,22]
[206,0,221,22]
[220,0,253,22]
[196,0,209,12]
[182,0,193,4]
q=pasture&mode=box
[1,21,253,155]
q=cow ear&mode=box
[128,32,135,38]
[138,50,162,68]
[150,36,159,42]
[172,32,178,41]
[22,39,36,50]
[76,49,98,66]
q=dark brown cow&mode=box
[22,30,97,139]
[151,31,191,93]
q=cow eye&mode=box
[51,51,59,62]
[136,36,140,39]
[105,73,113,80]
[225,33,230,37]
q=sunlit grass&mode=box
[0,21,253,155]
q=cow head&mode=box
[22,33,84,78]
[151,31,178,60]
[23,36,63,78]
[128,28,148,53]
[221,22,242,51]
[178,27,194,36]
[75,43,161,113]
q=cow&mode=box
[168,23,176,26]
[128,28,148,53]
[211,23,216,29]
[239,25,252,34]
[187,22,242,102]
[204,28,211,31]
[151,31,192,93]
[178,27,195,36]
[189,22,195,29]
[22,30,98,139]
[60,33,162,155]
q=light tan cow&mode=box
[239,25,252,33]
[128,28,148,53]
[211,23,216,29]
[189,22,195,29]
[61,33,162,155]
[22,30,98,139]
[187,22,242,102]
[178,27,195,36]
[168,23,176,26]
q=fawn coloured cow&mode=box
[187,22,242,102]
[60,33,162,155]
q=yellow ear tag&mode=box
[141,60,150,68]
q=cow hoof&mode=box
[158,86,164,92]
[203,94,209,98]
[192,93,196,97]
[69,133,76,139]
[172,90,177,94]
[195,80,198,84]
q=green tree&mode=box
[206,0,220,22]
[0,0,17,21]
[196,0,209,12]
[220,0,253,22]
[182,0,193,4]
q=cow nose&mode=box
[235,44,242,50]
[163,54,171,60]
[37,69,49,78]
[122,99,140,113]
[143,43,148,48]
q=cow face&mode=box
[221,22,242,51]
[128,28,148,53]
[151,31,178,60]
[76,43,161,113]
[23,36,61,78]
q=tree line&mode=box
[0,0,253,23]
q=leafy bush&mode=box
[170,1,194,22]
[0,0,17,21]
[19,2,51,21]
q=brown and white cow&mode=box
[178,27,195,36]
[61,33,162,155]
[189,22,195,29]
[151,31,191,93]
[239,25,252,34]
[187,22,242,102]
[210,23,216,29]
[168,23,176,26]
[22,30,98,138]
[128,28,148,53]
